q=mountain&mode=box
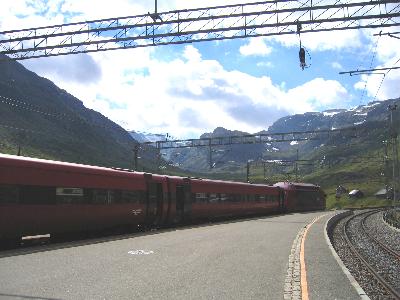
[164,99,400,174]
[0,54,158,170]
[128,131,168,143]
[267,101,391,133]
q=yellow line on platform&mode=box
[300,214,330,300]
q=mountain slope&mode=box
[167,99,399,173]
[0,55,152,169]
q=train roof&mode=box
[188,177,278,194]
[0,153,146,178]
[274,182,320,188]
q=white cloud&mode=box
[1,0,369,139]
[256,61,273,68]
[239,38,272,57]
[25,43,350,138]
[331,62,343,70]
[267,29,363,52]
[285,78,350,112]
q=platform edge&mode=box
[324,211,370,300]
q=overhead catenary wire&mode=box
[0,94,135,137]
[373,56,400,101]
[0,94,139,155]
[359,31,381,104]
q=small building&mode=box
[375,188,389,199]
[376,188,399,200]
[335,185,348,198]
[349,189,364,199]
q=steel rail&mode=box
[343,211,400,300]
[361,210,400,260]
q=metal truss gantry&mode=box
[1,0,400,60]
[134,127,357,170]
[141,127,357,149]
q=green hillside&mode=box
[0,55,160,170]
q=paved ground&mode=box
[0,211,353,300]
[305,213,361,300]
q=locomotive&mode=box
[0,154,325,246]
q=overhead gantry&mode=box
[0,0,399,60]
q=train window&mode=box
[56,187,84,204]
[91,189,108,204]
[296,191,318,207]
[259,195,266,202]
[195,193,208,203]
[248,194,255,202]
[254,195,260,202]
[0,184,19,204]
[20,185,55,204]
[229,194,240,202]
[209,193,219,203]
[121,190,144,204]
[220,193,228,202]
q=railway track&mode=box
[343,210,400,300]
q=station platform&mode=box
[0,211,367,300]
[304,211,365,300]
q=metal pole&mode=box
[396,137,399,206]
[263,162,266,182]
[209,139,213,169]
[156,141,161,173]
[389,104,397,206]
[246,161,250,183]
[295,149,299,182]
[133,145,139,171]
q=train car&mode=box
[0,154,325,247]
[274,182,326,212]
[188,178,283,221]
[0,154,151,245]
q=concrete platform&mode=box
[0,211,364,299]
[305,212,365,300]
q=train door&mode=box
[175,183,191,223]
[146,182,163,226]
[279,189,286,211]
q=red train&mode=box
[0,154,325,246]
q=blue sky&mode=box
[1,0,399,138]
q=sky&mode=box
[1,0,400,139]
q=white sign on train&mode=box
[131,209,142,215]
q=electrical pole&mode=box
[389,104,398,206]
[295,149,299,182]
[209,139,213,169]
[263,162,267,182]
[246,160,250,183]
[133,145,139,171]
[156,141,161,174]
[383,140,389,188]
